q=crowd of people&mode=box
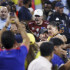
[0,0,70,70]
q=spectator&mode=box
[48,2,69,27]
[47,21,67,43]
[16,0,23,16]
[18,0,32,23]
[25,33,39,70]
[0,15,30,70]
[28,9,49,42]
[43,1,53,20]
[39,29,48,41]
[50,38,67,68]
[28,42,54,70]
[0,7,10,30]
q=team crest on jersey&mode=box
[36,28,39,32]
[32,27,35,30]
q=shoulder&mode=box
[52,54,58,60]
[43,21,49,25]
[28,21,35,25]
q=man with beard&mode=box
[43,1,53,20]
[28,9,49,42]
[0,7,10,30]
[48,2,69,27]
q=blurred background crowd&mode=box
[0,0,70,70]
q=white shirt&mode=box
[28,56,52,70]
[0,18,11,30]
[0,18,7,29]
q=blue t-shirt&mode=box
[51,54,64,67]
[0,45,28,70]
[18,6,32,21]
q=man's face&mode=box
[55,7,60,12]
[0,7,8,20]
[47,25,58,36]
[39,32,48,41]
[34,15,43,25]
[59,7,64,14]
[11,23,26,33]
[55,44,64,56]
[44,3,52,12]
[11,24,18,33]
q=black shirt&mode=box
[18,6,32,21]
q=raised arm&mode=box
[14,15,30,50]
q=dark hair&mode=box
[1,2,8,6]
[1,30,15,49]
[44,1,52,5]
[48,21,60,31]
[40,42,54,56]
[23,0,31,4]
[25,44,39,70]
[67,0,70,9]
[49,38,64,47]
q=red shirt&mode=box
[28,21,49,41]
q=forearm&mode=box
[19,26,30,49]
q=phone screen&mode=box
[67,48,70,59]
[10,12,14,17]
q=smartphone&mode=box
[67,48,70,59]
[10,12,14,17]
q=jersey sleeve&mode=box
[20,45,28,57]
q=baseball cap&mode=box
[34,9,43,16]
[59,24,66,30]
[15,33,35,44]
[39,29,48,35]
[55,2,64,8]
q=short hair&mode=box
[23,0,31,4]
[40,42,54,57]
[49,38,64,47]
[1,30,15,49]
[48,21,60,31]
[44,1,52,5]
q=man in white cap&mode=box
[28,9,49,42]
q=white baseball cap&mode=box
[34,9,43,16]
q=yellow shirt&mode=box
[12,0,18,4]
[34,0,42,5]
[0,6,2,8]
[47,36,53,41]
[36,36,53,58]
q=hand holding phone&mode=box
[67,48,70,59]
[10,12,15,18]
